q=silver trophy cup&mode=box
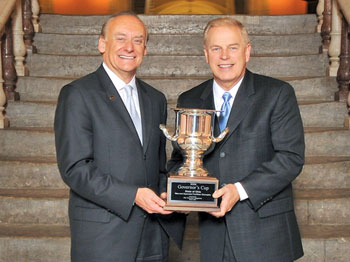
[160,108,229,211]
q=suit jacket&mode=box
[54,65,185,262]
[168,70,305,262]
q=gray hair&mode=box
[100,11,148,42]
[203,17,250,46]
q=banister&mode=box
[0,0,17,32]
[337,0,350,24]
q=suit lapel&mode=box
[199,79,220,136]
[224,70,255,142]
[96,65,143,148]
[136,78,152,154]
[199,79,215,110]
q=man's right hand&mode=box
[135,188,173,215]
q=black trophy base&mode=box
[164,175,220,212]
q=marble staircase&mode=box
[0,14,349,261]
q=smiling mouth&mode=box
[218,64,233,68]
[119,55,135,60]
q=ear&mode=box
[203,46,209,64]
[245,43,251,63]
[143,45,147,56]
[98,36,106,54]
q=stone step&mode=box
[0,156,65,189]
[0,189,68,225]
[0,224,348,262]
[295,189,350,226]
[1,128,349,158]
[304,128,350,156]
[0,128,55,158]
[6,100,346,129]
[294,157,350,190]
[26,53,329,79]
[16,76,338,103]
[0,224,70,262]
[35,32,321,56]
[0,188,349,226]
[1,156,348,191]
[39,14,318,35]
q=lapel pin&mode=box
[109,95,115,101]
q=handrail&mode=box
[337,0,350,24]
[0,0,17,33]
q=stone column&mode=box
[12,0,28,77]
[328,0,342,76]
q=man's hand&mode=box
[135,188,173,215]
[209,184,239,218]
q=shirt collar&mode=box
[213,76,244,112]
[102,62,137,91]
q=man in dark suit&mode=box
[168,17,305,262]
[54,12,184,262]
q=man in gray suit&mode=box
[54,12,184,262]
[168,17,305,262]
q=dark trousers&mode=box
[222,229,237,262]
[136,215,169,262]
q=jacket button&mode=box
[220,152,225,158]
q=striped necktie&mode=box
[219,92,232,132]
[124,85,142,144]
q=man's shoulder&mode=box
[250,71,291,90]
[69,70,100,88]
[179,79,212,99]
[136,78,166,101]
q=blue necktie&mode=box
[124,85,143,144]
[219,92,232,132]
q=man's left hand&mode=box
[209,184,240,218]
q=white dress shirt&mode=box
[102,63,141,117]
[212,78,248,201]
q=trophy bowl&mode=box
[160,108,228,212]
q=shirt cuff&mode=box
[234,182,249,201]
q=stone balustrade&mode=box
[0,0,38,129]
[319,0,349,118]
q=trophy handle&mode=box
[159,124,178,142]
[212,127,229,143]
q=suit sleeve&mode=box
[54,84,137,221]
[241,83,305,211]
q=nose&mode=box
[124,40,134,52]
[220,49,229,59]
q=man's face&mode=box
[98,15,147,83]
[204,24,251,90]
